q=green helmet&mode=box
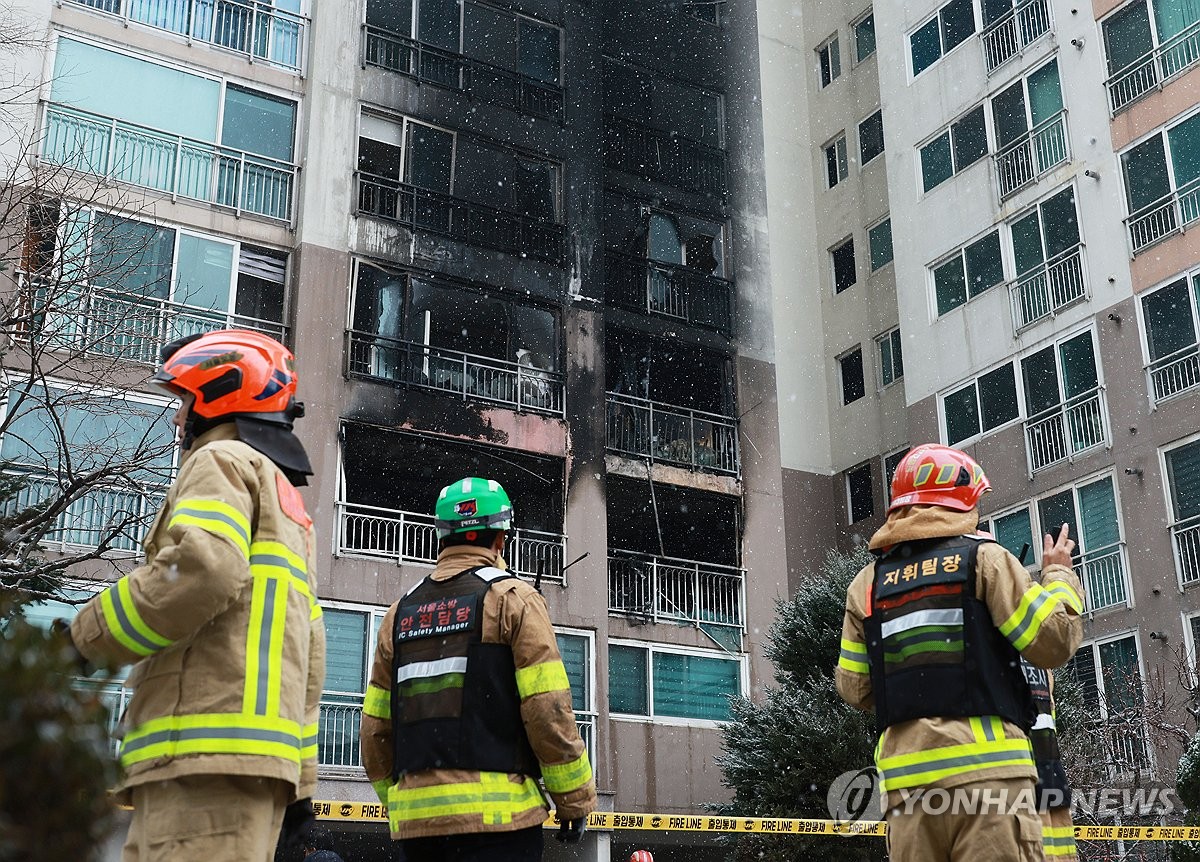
[435,477,514,539]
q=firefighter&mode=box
[835,444,1084,862]
[1025,665,1077,860]
[57,330,325,861]
[360,477,596,862]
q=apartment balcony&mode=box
[346,331,565,416]
[981,0,1051,74]
[63,0,307,72]
[604,116,726,200]
[1106,19,1200,114]
[1147,344,1200,404]
[1126,176,1200,254]
[1172,514,1200,589]
[335,501,566,584]
[607,549,745,632]
[605,251,734,337]
[606,392,739,476]
[1079,543,1129,612]
[3,471,164,553]
[356,174,565,264]
[1007,244,1086,332]
[362,26,563,121]
[1023,387,1108,474]
[40,104,296,222]
[994,111,1069,199]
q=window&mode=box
[603,59,724,150]
[932,231,1004,315]
[992,60,1063,153]
[681,0,724,24]
[463,3,562,84]
[601,194,728,278]
[883,447,909,503]
[1063,636,1149,775]
[825,134,849,187]
[818,35,842,87]
[877,327,904,387]
[1166,437,1200,587]
[868,218,893,271]
[555,632,593,714]
[987,508,1035,562]
[854,12,877,62]
[832,237,857,293]
[1020,330,1099,420]
[1103,0,1200,109]
[859,110,885,165]
[840,346,865,404]
[921,106,988,191]
[1121,111,1200,249]
[847,462,874,522]
[910,0,977,76]
[1143,274,1200,401]
[608,642,742,721]
[943,363,1019,444]
[1011,186,1080,278]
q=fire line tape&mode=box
[310,803,1200,840]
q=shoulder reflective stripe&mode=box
[839,638,870,673]
[120,713,303,768]
[1000,586,1056,651]
[881,608,963,639]
[541,751,592,794]
[1044,581,1083,614]
[250,541,307,574]
[386,774,545,831]
[397,657,468,683]
[99,577,173,657]
[169,499,252,558]
[516,660,570,697]
[364,684,392,719]
[876,738,1033,792]
[475,566,510,582]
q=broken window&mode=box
[605,328,734,416]
[601,193,727,277]
[602,58,724,149]
[605,475,739,566]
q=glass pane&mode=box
[1022,346,1060,415]
[352,264,405,338]
[1143,279,1197,361]
[983,0,1014,26]
[405,123,454,194]
[934,256,968,314]
[964,232,1004,297]
[649,214,683,263]
[848,464,874,522]
[222,86,296,161]
[855,14,876,61]
[175,234,234,312]
[608,645,648,714]
[519,20,560,84]
[1103,1,1154,75]
[1122,135,1171,212]
[941,0,978,51]
[943,384,980,444]
[1078,477,1119,550]
[1027,60,1063,127]
[89,214,175,298]
[367,0,412,33]
[1038,489,1078,547]
[1040,187,1080,257]
[1168,112,1200,188]
[951,107,988,172]
[992,82,1029,148]
[234,245,286,323]
[555,633,588,712]
[511,305,557,371]
[1011,210,1045,275]
[1167,439,1200,520]
[860,111,885,163]
[1152,0,1200,41]
[921,134,954,190]
[651,652,738,720]
[1064,646,1100,710]
[869,219,893,270]
[978,363,1020,430]
[841,348,865,403]
[833,240,856,292]
[1099,637,1141,712]
[911,17,942,75]
[879,337,894,384]
[322,608,368,695]
[1059,332,1098,399]
[463,3,515,69]
[418,0,460,50]
[993,509,1034,561]
[891,329,904,379]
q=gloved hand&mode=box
[277,798,316,851]
[49,619,92,677]
[555,817,586,843]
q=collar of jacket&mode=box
[430,544,509,581]
[868,505,980,552]
[179,422,241,467]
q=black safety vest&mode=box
[863,536,1036,733]
[1022,659,1071,809]
[390,566,539,779]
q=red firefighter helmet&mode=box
[630,852,654,862]
[888,444,990,513]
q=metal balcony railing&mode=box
[1126,175,1200,254]
[1007,244,1086,332]
[1023,387,1108,474]
[335,502,566,584]
[604,115,726,199]
[1079,543,1128,612]
[981,0,1051,73]
[362,26,563,121]
[40,104,296,222]
[345,331,565,416]
[22,275,287,365]
[356,174,565,264]
[1172,513,1200,589]
[65,0,307,72]
[1106,18,1200,114]
[1147,343,1200,404]
[604,251,734,337]
[994,111,1069,199]
[2,472,165,553]
[606,392,739,476]
[608,549,745,630]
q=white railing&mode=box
[1008,245,1086,332]
[4,472,164,553]
[1172,514,1200,588]
[575,712,597,769]
[981,0,1051,73]
[994,111,1069,199]
[335,502,566,584]
[1023,387,1108,473]
[41,103,296,222]
[65,0,307,72]
[1079,543,1128,612]
[1147,344,1200,404]
[318,699,364,774]
[1106,18,1200,114]
[1126,176,1200,254]
[607,549,745,631]
[606,392,739,475]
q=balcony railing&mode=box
[1126,175,1200,254]
[981,0,1051,73]
[1147,343,1200,404]
[604,115,726,199]
[1023,387,1108,473]
[1079,543,1128,612]
[608,550,744,631]
[606,392,739,475]
[362,26,563,121]
[66,0,307,72]
[1007,244,1086,332]
[335,502,566,584]
[994,111,1069,199]
[604,251,734,337]
[1172,513,1200,589]
[3,472,164,553]
[1106,18,1200,114]
[356,174,565,264]
[23,276,287,365]
[41,104,296,222]
[346,331,565,416]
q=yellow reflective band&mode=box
[1045,581,1083,614]
[371,778,392,805]
[999,585,1055,651]
[364,684,392,720]
[120,712,303,768]
[876,738,1033,792]
[311,603,323,621]
[169,499,252,558]
[542,751,593,794]
[301,723,319,760]
[265,573,289,716]
[386,773,546,833]
[515,660,570,698]
[839,638,869,673]
[1043,823,1077,856]
[99,577,173,657]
